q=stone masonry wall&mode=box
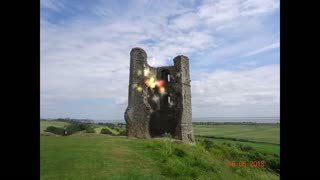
[125,47,194,144]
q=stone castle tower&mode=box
[124,47,194,144]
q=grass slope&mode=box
[41,136,165,180]
[196,136,279,155]
[41,136,279,180]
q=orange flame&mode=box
[145,77,166,89]
[159,87,165,94]
[157,80,165,88]
[145,77,156,88]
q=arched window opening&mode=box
[161,69,171,83]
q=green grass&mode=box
[193,124,280,145]
[72,126,118,135]
[40,120,70,132]
[40,120,121,135]
[40,120,279,178]
[193,124,280,155]
[41,136,165,180]
[41,136,279,180]
[40,121,279,155]
[94,125,120,135]
[196,136,279,155]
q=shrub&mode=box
[118,129,127,136]
[85,127,95,133]
[66,122,91,135]
[45,126,64,135]
[155,141,218,179]
[106,124,116,128]
[101,128,113,135]
[202,138,219,150]
[174,148,186,157]
[163,132,172,138]
[236,144,255,152]
[228,146,244,159]
[160,141,175,157]
[202,138,215,149]
[265,157,280,172]
[248,152,264,161]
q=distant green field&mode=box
[193,124,280,155]
[40,120,70,132]
[40,120,121,134]
[73,125,119,135]
[193,124,280,144]
[41,136,279,180]
[40,121,280,155]
[196,136,279,155]
[94,125,119,134]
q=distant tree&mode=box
[86,127,95,133]
[45,126,64,135]
[100,128,113,135]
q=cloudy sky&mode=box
[40,0,280,120]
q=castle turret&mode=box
[173,55,194,144]
[125,48,151,138]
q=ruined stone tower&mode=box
[124,47,194,144]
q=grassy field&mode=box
[193,124,280,144]
[72,126,119,135]
[41,136,279,180]
[41,120,118,135]
[193,124,280,155]
[41,136,163,180]
[196,136,279,155]
[40,120,70,132]
[40,121,280,155]
[40,121,280,179]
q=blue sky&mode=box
[41,0,280,120]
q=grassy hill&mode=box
[40,120,279,179]
[41,136,279,180]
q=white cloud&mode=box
[191,64,279,117]
[244,42,280,57]
[41,0,65,12]
[196,0,279,26]
[41,0,279,119]
[241,0,280,16]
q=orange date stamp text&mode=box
[228,160,264,168]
